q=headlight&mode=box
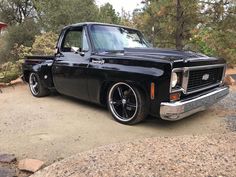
[171,72,178,88]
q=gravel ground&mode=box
[226,116,236,132]
[231,74,236,80]
[212,88,236,132]
[213,88,236,110]
[32,132,236,177]
[31,86,236,177]
[0,84,235,177]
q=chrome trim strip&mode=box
[170,64,226,94]
[160,86,229,121]
[186,83,221,94]
[187,63,226,70]
[221,65,227,85]
[182,68,189,94]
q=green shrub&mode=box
[31,32,58,55]
[0,60,23,83]
[0,19,40,63]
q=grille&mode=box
[187,67,224,92]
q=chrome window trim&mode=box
[170,64,226,95]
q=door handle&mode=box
[56,59,63,62]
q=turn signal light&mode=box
[170,92,181,101]
[150,82,155,100]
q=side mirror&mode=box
[71,46,85,56]
[71,46,80,53]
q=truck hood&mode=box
[97,47,225,67]
[124,48,225,67]
[124,48,209,61]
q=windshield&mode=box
[90,25,149,52]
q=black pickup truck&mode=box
[22,22,229,125]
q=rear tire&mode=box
[107,82,148,125]
[29,73,50,97]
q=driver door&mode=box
[52,26,90,100]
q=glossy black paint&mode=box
[22,22,226,117]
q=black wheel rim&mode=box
[109,83,138,122]
[29,73,39,95]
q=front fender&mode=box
[88,58,171,117]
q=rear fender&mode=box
[23,60,54,88]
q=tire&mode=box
[107,82,148,125]
[29,72,50,97]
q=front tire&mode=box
[29,73,50,97]
[107,82,148,125]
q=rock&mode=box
[0,167,16,177]
[18,159,44,173]
[0,154,16,163]
[224,75,236,86]
[0,77,23,88]
[9,77,23,85]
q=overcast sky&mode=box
[96,0,144,14]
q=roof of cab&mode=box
[63,22,138,31]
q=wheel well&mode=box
[100,81,114,106]
[130,82,149,105]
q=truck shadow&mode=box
[49,92,221,134]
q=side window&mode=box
[62,28,89,52]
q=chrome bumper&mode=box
[160,86,229,121]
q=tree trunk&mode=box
[175,0,184,50]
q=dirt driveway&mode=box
[0,84,232,165]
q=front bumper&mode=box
[160,86,229,121]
